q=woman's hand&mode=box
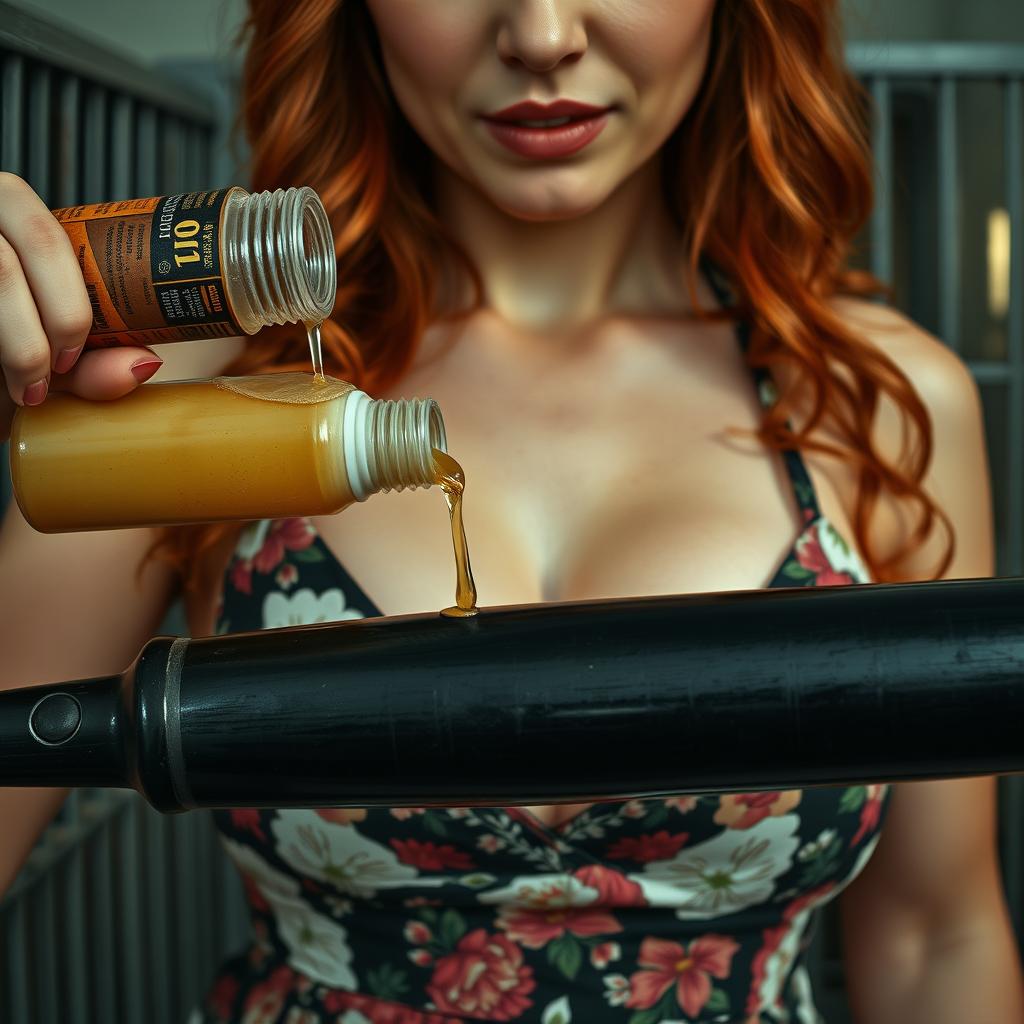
[0,173,163,444]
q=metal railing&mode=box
[851,43,1024,570]
[0,14,1022,1024]
[0,2,249,1022]
[806,42,1024,1024]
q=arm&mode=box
[0,504,178,899]
[833,307,1024,1023]
[0,173,248,898]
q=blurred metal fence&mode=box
[805,42,1024,1024]
[0,9,1023,1024]
[0,3,249,1022]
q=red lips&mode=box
[483,99,611,123]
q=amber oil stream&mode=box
[305,321,326,383]
[300,328,477,615]
[433,449,478,617]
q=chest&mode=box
[312,316,855,617]
[210,318,867,831]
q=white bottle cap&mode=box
[343,389,374,501]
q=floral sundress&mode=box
[189,310,890,1024]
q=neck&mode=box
[432,151,694,335]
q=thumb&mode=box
[51,346,164,400]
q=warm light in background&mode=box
[987,207,1011,319]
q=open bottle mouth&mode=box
[344,392,448,499]
[236,187,337,328]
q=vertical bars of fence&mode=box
[0,3,250,1022]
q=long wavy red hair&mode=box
[149,0,954,603]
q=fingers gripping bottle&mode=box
[51,185,336,346]
[17,185,479,616]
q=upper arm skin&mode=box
[826,301,1015,984]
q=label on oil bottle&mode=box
[52,188,243,346]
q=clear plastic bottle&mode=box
[52,186,335,346]
[9,373,446,532]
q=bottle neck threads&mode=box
[222,187,336,334]
[343,392,447,500]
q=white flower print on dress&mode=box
[272,893,358,990]
[235,519,273,560]
[271,810,445,899]
[633,813,800,918]
[541,994,572,1024]
[791,963,821,1024]
[797,828,837,862]
[262,587,365,629]
[603,974,630,1007]
[816,518,870,583]
[219,835,301,901]
[750,902,818,1020]
[218,837,357,989]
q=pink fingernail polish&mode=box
[23,379,49,406]
[54,345,84,375]
[130,358,163,383]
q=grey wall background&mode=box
[846,0,1024,41]
[10,0,247,61]
[8,0,1024,63]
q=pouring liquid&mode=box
[433,449,479,617]
[299,327,477,616]
[305,321,326,383]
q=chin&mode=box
[490,185,610,224]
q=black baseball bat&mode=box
[2,577,1023,812]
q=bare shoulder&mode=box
[149,335,247,382]
[828,295,977,401]
[779,296,992,581]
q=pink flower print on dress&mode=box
[229,518,317,595]
[275,563,299,590]
[229,808,267,842]
[390,807,427,820]
[591,941,622,969]
[496,902,622,950]
[404,920,433,945]
[493,874,624,950]
[794,523,853,586]
[714,791,802,830]
[390,838,476,871]
[205,973,240,1020]
[573,864,647,906]
[238,872,270,912]
[606,830,690,863]
[322,988,462,1023]
[427,929,536,1020]
[230,557,254,595]
[240,964,295,1024]
[852,784,888,845]
[746,882,836,1017]
[252,517,316,573]
[621,799,647,818]
[626,934,740,1018]
[665,795,698,814]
